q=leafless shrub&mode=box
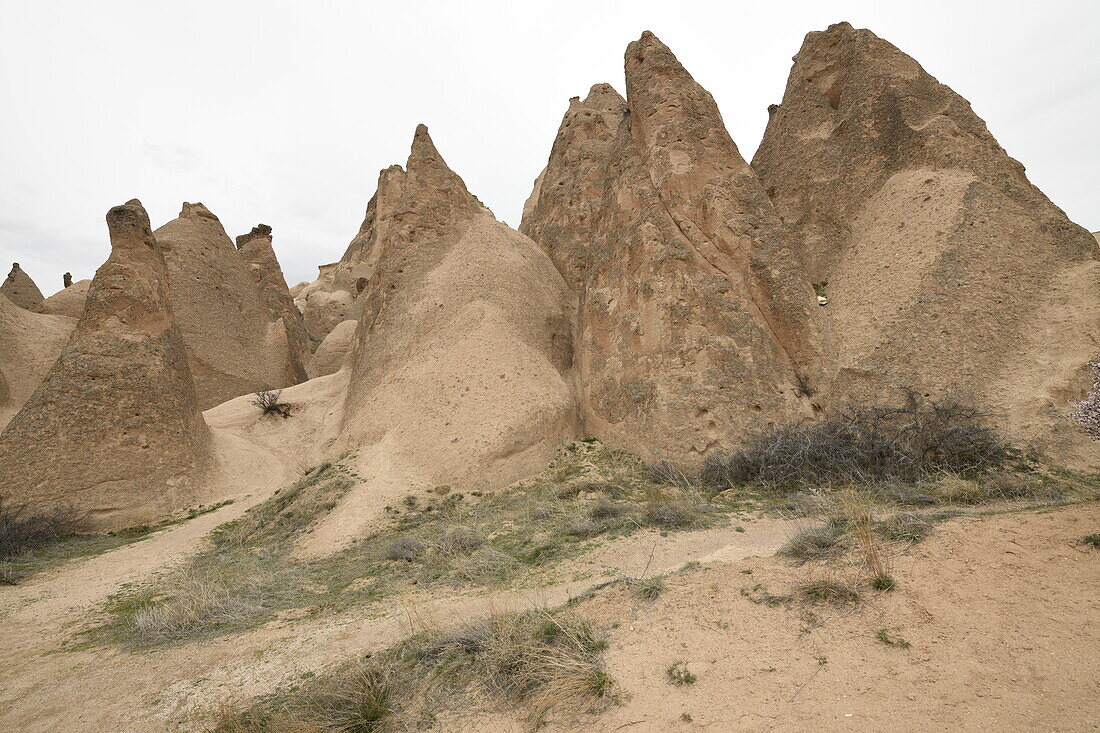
[1070,361,1100,440]
[251,389,292,419]
[702,392,1008,490]
[0,496,87,563]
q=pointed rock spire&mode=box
[752,22,1100,467]
[0,199,212,527]
[235,224,310,378]
[520,83,627,289]
[155,202,305,408]
[0,263,44,311]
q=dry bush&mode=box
[840,490,894,590]
[778,518,848,562]
[797,577,861,604]
[628,575,666,602]
[587,495,627,521]
[878,512,935,544]
[702,392,1008,490]
[383,535,426,561]
[212,609,612,731]
[0,497,87,564]
[129,569,265,642]
[1070,360,1100,440]
[251,389,292,419]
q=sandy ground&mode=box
[0,498,1096,731]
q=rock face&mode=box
[235,224,310,378]
[521,32,820,463]
[302,126,578,553]
[155,203,304,409]
[36,278,90,318]
[0,200,212,526]
[1,263,44,310]
[752,22,1100,466]
[307,318,357,379]
[0,295,75,429]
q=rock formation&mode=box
[307,319,356,379]
[236,224,311,378]
[752,22,1100,466]
[0,200,212,526]
[36,278,90,318]
[0,295,75,429]
[1,263,44,310]
[521,32,820,463]
[63,272,73,288]
[155,203,304,409]
[302,126,578,552]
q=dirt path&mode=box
[0,496,796,731]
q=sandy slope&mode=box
[1,499,1097,731]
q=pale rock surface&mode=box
[155,203,304,409]
[300,126,578,554]
[522,32,821,463]
[36,278,90,318]
[236,224,311,376]
[0,200,212,526]
[307,319,356,379]
[0,295,75,429]
[0,263,44,310]
[752,22,1100,467]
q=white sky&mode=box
[1,0,1096,295]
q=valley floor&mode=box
[1,491,1097,731]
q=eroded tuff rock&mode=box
[0,263,44,310]
[522,32,820,463]
[155,203,304,409]
[752,22,1100,466]
[236,224,310,377]
[36,278,90,318]
[302,126,578,552]
[520,84,627,290]
[0,294,75,429]
[307,318,356,379]
[0,200,212,526]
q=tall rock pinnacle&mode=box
[0,200,212,526]
[752,22,1100,466]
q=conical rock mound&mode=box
[236,224,310,378]
[752,22,1100,465]
[155,203,304,409]
[36,278,90,318]
[0,263,44,311]
[0,295,75,429]
[0,200,212,526]
[301,126,578,554]
[522,32,820,463]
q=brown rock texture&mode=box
[235,224,311,378]
[522,32,820,463]
[752,22,1100,466]
[307,318,356,379]
[36,278,90,318]
[0,294,75,429]
[0,200,212,526]
[0,263,44,310]
[155,203,304,409]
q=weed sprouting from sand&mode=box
[796,578,861,605]
[665,661,697,686]
[251,389,292,419]
[211,608,613,731]
[1083,533,1100,549]
[629,575,666,602]
[876,628,912,649]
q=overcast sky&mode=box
[1,0,1096,295]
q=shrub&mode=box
[562,516,600,538]
[1083,533,1100,549]
[384,535,426,561]
[778,519,848,562]
[797,579,861,604]
[587,495,627,521]
[629,575,665,602]
[878,512,934,543]
[666,661,697,686]
[0,497,87,562]
[876,628,911,649]
[702,392,1008,489]
[251,390,291,419]
[1070,361,1100,440]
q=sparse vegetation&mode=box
[740,583,792,607]
[1083,533,1100,549]
[0,497,87,563]
[629,575,666,602]
[779,518,848,562]
[211,609,612,731]
[251,389,292,419]
[702,392,1009,490]
[1070,360,1100,440]
[666,661,697,686]
[840,490,894,590]
[797,578,861,604]
[876,628,911,649]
